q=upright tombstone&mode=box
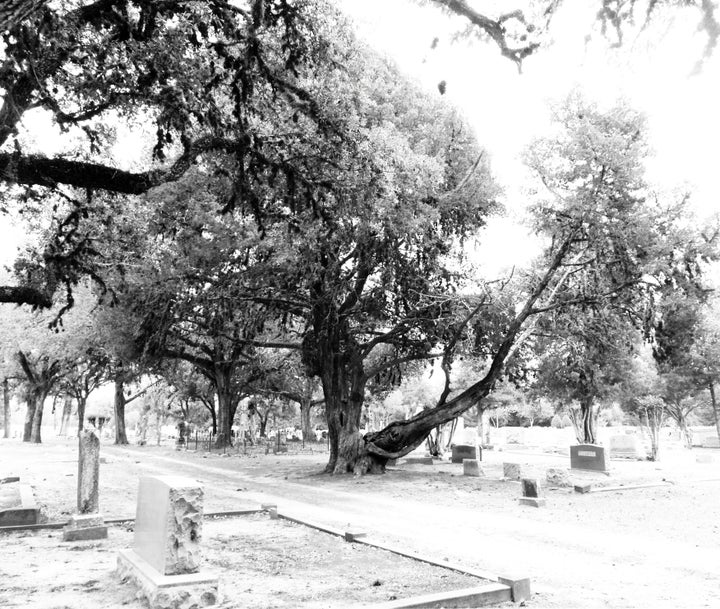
[609,435,645,460]
[463,458,484,477]
[116,476,218,609]
[503,462,521,480]
[451,444,480,463]
[570,444,608,473]
[518,478,545,507]
[63,428,108,541]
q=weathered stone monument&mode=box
[518,478,545,507]
[609,434,645,460]
[63,428,108,541]
[117,476,218,609]
[545,467,571,487]
[503,462,521,480]
[451,444,480,463]
[570,444,608,473]
[463,458,484,477]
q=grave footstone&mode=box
[503,462,521,480]
[116,476,218,609]
[518,478,545,507]
[570,444,608,473]
[63,429,107,541]
[462,459,484,477]
[545,468,571,487]
[451,444,479,463]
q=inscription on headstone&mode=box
[570,444,608,472]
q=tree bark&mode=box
[214,371,235,448]
[58,395,73,435]
[300,398,313,442]
[114,376,129,444]
[76,396,87,435]
[2,379,10,439]
[23,394,37,442]
[709,382,720,444]
[579,397,597,444]
[30,391,48,443]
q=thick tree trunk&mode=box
[709,383,720,444]
[77,396,87,435]
[3,379,10,439]
[114,377,129,444]
[30,391,47,443]
[58,395,73,435]
[215,373,234,448]
[23,394,36,442]
[300,399,313,442]
[579,398,596,444]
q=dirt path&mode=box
[3,437,720,608]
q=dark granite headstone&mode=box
[570,444,608,472]
[521,478,540,498]
[451,444,479,463]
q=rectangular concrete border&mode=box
[261,505,530,605]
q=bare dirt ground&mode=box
[1,435,720,608]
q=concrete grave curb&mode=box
[0,483,40,527]
[260,504,531,605]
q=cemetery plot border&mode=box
[0,482,39,527]
[262,504,531,606]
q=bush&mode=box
[550,414,563,428]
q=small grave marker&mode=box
[518,478,545,507]
[63,429,107,541]
[503,462,521,480]
[546,467,571,487]
[463,459,484,477]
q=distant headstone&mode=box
[404,457,434,465]
[63,429,107,541]
[570,444,608,473]
[518,478,545,507]
[116,476,218,609]
[463,459,484,477]
[451,444,479,463]
[702,436,720,448]
[609,435,645,460]
[545,468,571,487]
[503,462,521,480]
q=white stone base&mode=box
[116,549,219,609]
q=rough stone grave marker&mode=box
[503,462,521,480]
[570,444,608,473]
[451,444,479,463]
[546,468,571,487]
[63,428,108,541]
[463,458,484,477]
[116,476,218,609]
[518,478,545,507]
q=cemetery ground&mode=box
[1,437,719,609]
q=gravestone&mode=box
[463,459,484,477]
[63,429,107,541]
[451,444,479,463]
[570,444,608,473]
[702,436,720,448]
[545,468,571,487]
[609,434,645,460]
[0,481,39,526]
[518,478,545,507]
[116,476,218,609]
[503,462,521,480]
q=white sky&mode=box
[2,1,719,274]
[338,0,720,274]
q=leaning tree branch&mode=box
[0,285,53,308]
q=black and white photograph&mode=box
[1,1,719,607]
